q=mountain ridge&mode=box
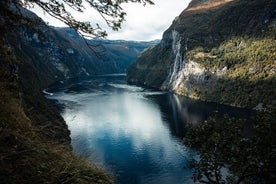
[127,0,276,109]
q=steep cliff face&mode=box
[127,0,276,109]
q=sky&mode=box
[31,0,191,41]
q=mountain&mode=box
[51,27,159,75]
[10,24,157,88]
[2,5,156,89]
[88,39,160,72]
[127,0,276,109]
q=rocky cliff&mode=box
[127,0,276,109]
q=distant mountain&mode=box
[88,38,160,71]
[9,22,157,89]
[1,5,157,89]
[127,0,276,109]
[53,27,159,76]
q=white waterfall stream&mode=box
[168,30,184,87]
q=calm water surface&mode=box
[47,74,253,184]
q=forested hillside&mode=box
[127,0,276,109]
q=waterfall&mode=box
[168,30,184,86]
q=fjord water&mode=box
[47,74,253,184]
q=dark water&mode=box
[46,74,253,184]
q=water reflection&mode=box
[148,93,254,138]
[47,75,253,184]
[57,90,194,183]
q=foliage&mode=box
[186,36,276,72]
[1,0,154,38]
[185,34,276,109]
[184,113,276,184]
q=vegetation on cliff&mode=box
[127,0,276,109]
[185,35,276,108]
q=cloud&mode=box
[108,0,191,41]
[31,0,191,41]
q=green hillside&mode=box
[127,0,276,109]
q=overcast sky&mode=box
[31,0,191,41]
